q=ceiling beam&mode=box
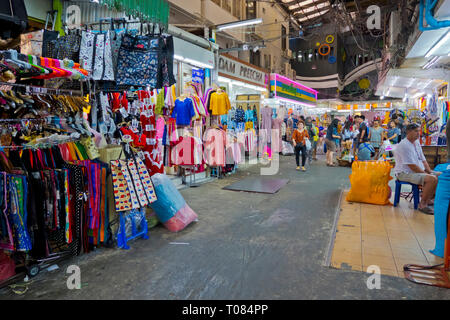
[281,0,329,9]
[292,6,330,18]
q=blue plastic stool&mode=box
[393,180,420,210]
[117,209,149,250]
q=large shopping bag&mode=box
[150,173,198,232]
[346,160,393,205]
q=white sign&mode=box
[218,55,267,87]
[66,5,81,29]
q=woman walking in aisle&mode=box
[292,120,310,172]
[325,119,341,166]
[368,118,384,158]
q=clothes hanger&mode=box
[4,50,31,71]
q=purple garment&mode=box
[261,107,273,130]
[271,118,283,152]
[261,107,273,143]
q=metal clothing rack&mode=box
[0,82,84,96]
[0,137,81,150]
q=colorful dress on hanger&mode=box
[139,90,164,176]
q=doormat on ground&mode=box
[223,178,289,194]
[328,191,442,278]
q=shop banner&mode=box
[218,54,268,88]
[270,74,317,105]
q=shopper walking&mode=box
[311,119,319,160]
[292,120,310,172]
[369,119,384,157]
[305,117,318,161]
[325,119,341,167]
[387,120,401,144]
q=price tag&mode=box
[119,107,129,118]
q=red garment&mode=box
[138,90,164,175]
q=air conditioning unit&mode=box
[389,11,401,48]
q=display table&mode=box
[422,145,448,169]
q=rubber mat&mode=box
[223,178,289,194]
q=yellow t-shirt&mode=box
[210,91,231,116]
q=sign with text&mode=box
[218,55,267,87]
[270,74,317,105]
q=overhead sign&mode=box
[218,54,267,88]
[270,73,317,105]
[192,68,205,84]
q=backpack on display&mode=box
[0,0,28,40]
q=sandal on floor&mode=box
[418,206,434,215]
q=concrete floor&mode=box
[2,155,450,300]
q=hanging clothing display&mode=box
[208,91,231,116]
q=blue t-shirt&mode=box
[388,128,401,144]
[358,143,375,161]
[172,98,196,126]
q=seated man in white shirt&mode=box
[393,123,441,215]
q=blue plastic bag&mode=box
[150,174,186,223]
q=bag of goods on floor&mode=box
[346,160,392,205]
[282,141,294,155]
[150,174,198,232]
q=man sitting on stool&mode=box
[393,123,441,215]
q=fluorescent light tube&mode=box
[217,18,263,31]
[425,31,450,58]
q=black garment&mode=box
[326,125,336,141]
[62,163,85,256]
[358,123,369,144]
[295,144,307,167]
[157,35,176,89]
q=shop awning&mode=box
[270,73,318,106]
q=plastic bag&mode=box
[305,139,312,151]
[346,160,393,205]
[146,208,160,229]
[150,173,186,223]
[163,204,198,233]
[282,141,294,155]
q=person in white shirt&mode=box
[393,123,441,214]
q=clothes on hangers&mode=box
[208,91,231,116]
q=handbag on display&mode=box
[53,32,82,62]
[42,30,60,58]
[20,30,44,56]
[116,33,161,88]
[110,147,157,212]
[79,30,114,80]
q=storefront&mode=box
[217,54,269,129]
[172,34,215,98]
